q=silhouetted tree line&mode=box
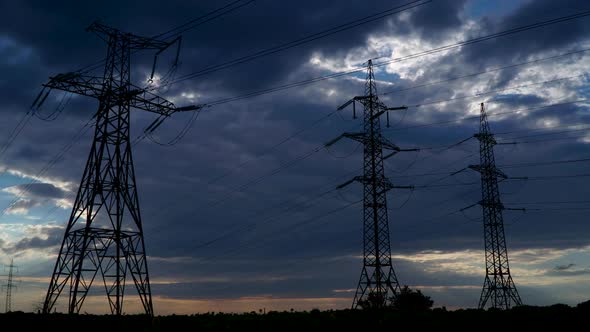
[1,298,590,331]
[357,286,434,311]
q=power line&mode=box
[33,92,73,122]
[188,167,361,251]
[154,0,255,40]
[139,11,590,175]
[0,110,34,162]
[525,173,590,180]
[500,157,590,168]
[6,3,254,218]
[144,110,360,224]
[75,0,256,74]
[380,47,590,96]
[205,143,325,209]
[163,0,431,86]
[17,2,255,221]
[496,123,590,136]
[415,181,479,189]
[156,95,586,214]
[414,173,590,188]
[388,99,588,131]
[143,74,586,150]
[509,207,590,211]
[498,126,590,140]
[406,73,586,108]
[0,117,95,218]
[146,72,577,217]
[191,10,590,106]
[147,164,366,258]
[372,10,590,69]
[146,109,202,146]
[508,200,590,205]
[193,199,362,264]
[508,134,590,145]
[206,109,340,185]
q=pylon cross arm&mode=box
[127,85,179,115]
[336,176,365,189]
[343,132,367,144]
[381,178,413,193]
[379,137,400,151]
[370,103,407,120]
[337,96,368,110]
[43,73,104,99]
[41,73,202,116]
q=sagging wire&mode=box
[337,189,361,204]
[390,187,415,209]
[385,148,421,173]
[385,106,408,128]
[34,91,72,122]
[325,141,362,159]
[504,209,528,226]
[146,61,181,93]
[501,177,529,196]
[459,209,482,224]
[146,109,202,146]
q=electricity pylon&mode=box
[2,258,17,312]
[468,102,523,309]
[34,22,203,315]
[326,60,417,309]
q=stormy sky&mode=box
[1,0,590,314]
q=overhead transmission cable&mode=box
[4,1,257,217]
[387,99,588,132]
[162,0,431,86]
[140,15,590,148]
[75,0,256,75]
[183,10,590,106]
[0,117,96,218]
[380,47,590,96]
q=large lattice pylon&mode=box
[36,22,203,315]
[326,60,416,309]
[470,102,522,309]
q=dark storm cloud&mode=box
[3,199,40,213]
[490,93,546,107]
[0,0,470,97]
[1,0,590,310]
[555,263,576,271]
[461,0,590,69]
[2,183,67,214]
[3,226,63,253]
[546,264,590,277]
[7,183,66,199]
[398,0,468,40]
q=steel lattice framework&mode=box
[3,258,16,312]
[37,22,202,315]
[470,103,522,309]
[328,60,415,309]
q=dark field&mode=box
[1,303,589,331]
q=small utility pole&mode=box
[3,258,17,312]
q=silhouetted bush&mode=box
[577,299,590,311]
[357,291,388,310]
[356,286,433,311]
[392,286,434,311]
